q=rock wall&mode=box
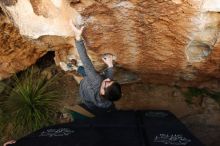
[0,0,220,88]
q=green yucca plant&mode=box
[1,67,61,137]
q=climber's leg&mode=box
[77,66,86,77]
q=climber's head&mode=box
[100,78,122,101]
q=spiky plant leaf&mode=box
[2,67,61,137]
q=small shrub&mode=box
[209,92,220,103]
[183,87,220,105]
[1,67,61,138]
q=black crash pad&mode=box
[10,110,204,146]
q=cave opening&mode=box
[36,51,55,69]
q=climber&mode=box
[62,24,122,115]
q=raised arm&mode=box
[101,54,114,80]
[72,24,99,80]
[101,67,113,80]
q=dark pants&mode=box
[77,66,86,77]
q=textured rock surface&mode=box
[0,12,46,79]
[0,0,220,88]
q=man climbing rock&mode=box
[66,24,122,115]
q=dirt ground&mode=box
[54,69,220,146]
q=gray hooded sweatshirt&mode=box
[75,40,113,109]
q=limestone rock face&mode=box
[1,0,220,88]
